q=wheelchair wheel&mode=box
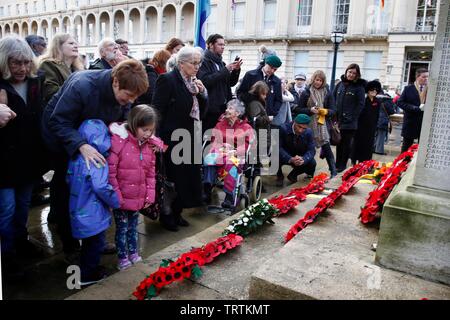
[250,176,262,203]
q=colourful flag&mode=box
[194,0,211,49]
[232,0,236,11]
[381,0,385,9]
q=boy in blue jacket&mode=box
[66,119,120,286]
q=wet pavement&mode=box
[2,123,403,300]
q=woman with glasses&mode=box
[0,35,47,279]
[152,46,208,232]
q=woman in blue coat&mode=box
[41,60,148,262]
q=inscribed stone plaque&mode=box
[414,1,450,192]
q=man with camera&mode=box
[198,34,242,132]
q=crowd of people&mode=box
[0,31,428,286]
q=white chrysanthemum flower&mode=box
[237,220,243,225]
[243,217,249,223]
[243,223,247,226]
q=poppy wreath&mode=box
[284,160,377,243]
[359,144,418,224]
[132,234,243,300]
[268,173,329,215]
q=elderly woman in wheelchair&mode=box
[202,99,254,209]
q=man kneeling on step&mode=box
[278,114,316,184]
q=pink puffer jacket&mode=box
[107,123,164,211]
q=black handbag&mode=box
[327,116,341,146]
[139,151,177,220]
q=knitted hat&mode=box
[294,114,311,124]
[265,55,282,68]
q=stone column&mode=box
[376,1,450,285]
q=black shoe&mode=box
[160,221,179,232]
[177,216,190,227]
[102,242,117,255]
[79,266,108,287]
[287,170,298,184]
[276,175,284,187]
[63,251,80,265]
[15,239,45,259]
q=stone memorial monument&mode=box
[376,0,450,285]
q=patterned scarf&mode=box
[181,73,200,121]
[307,86,329,147]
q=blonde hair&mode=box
[0,35,37,80]
[309,70,327,88]
[39,33,84,71]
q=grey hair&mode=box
[176,46,202,66]
[166,54,177,72]
[227,99,245,116]
[0,35,37,80]
[97,37,116,56]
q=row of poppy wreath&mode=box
[359,144,419,224]
[284,160,378,243]
[132,174,330,300]
[132,233,244,300]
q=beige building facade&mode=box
[0,0,441,90]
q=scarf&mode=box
[310,86,327,125]
[204,50,223,69]
[307,86,329,148]
[414,81,427,104]
[181,71,200,121]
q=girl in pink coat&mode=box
[108,105,163,270]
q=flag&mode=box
[381,0,385,9]
[194,0,211,49]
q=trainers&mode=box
[117,258,132,270]
[129,253,142,264]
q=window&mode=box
[363,51,382,81]
[144,51,154,59]
[43,0,46,12]
[100,22,106,40]
[293,51,309,78]
[0,7,3,17]
[229,50,241,64]
[33,1,37,13]
[88,23,94,45]
[416,0,437,32]
[75,24,81,42]
[263,0,277,32]
[233,2,245,34]
[205,5,217,37]
[297,0,313,33]
[16,4,20,15]
[7,5,11,16]
[327,51,345,83]
[368,0,391,35]
[64,0,68,9]
[333,0,350,34]
[53,0,56,10]
[24,3,28,14]
[128,20,133,43]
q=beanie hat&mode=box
[294,114,311,124]
[265,55,282,68]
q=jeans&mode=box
[0,184,34,254]
[336,129,356,171]
[113,210,139,260]
[374,129,388,154]
[80,231,106,280]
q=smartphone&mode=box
[234,56,240,62]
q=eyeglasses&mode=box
[9,59,32,68]
[187,61,202,68]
